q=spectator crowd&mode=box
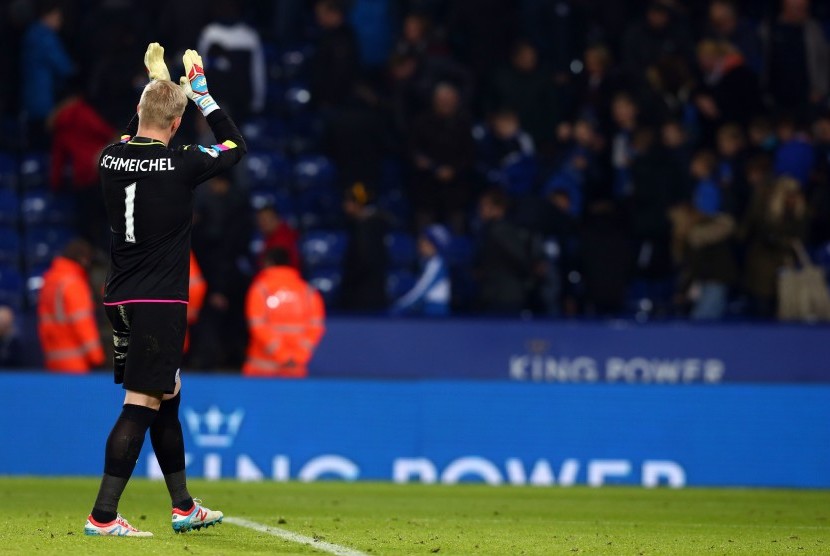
[3,0,830,369]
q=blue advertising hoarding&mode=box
[310,318,830,383]
[1,373,828,488]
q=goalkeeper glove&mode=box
[144,42,170,81]
[179,49,219,116]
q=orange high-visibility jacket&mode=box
[243,267,325,377]
[184,252,207,353]
[37,256,104,372]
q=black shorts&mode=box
[105,302,187,394]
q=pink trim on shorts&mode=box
[103,299,189,305]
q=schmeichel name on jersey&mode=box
[100,155,176,172]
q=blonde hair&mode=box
[138,80,187,129]
[768,176,806,222]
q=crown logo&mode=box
[183,406,245,448]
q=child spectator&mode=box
[0,306,21,368]
[391,225,451,317]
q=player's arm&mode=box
[178,49,248,184]
[119,43,173,141]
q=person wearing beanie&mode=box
[391,224,451,316]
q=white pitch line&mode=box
[225,516,369,556]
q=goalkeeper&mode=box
[84,43,246,537]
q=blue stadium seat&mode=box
[240,117,287,151]
[21,191,76,226]
[385,232,417,268]
[25,266,47,307]
[279,45,314,82]
[293,155,336,191]
[0,265,23,310]
[285,82,312,113]
[24,226,72,268]
[0,152,17,190]
[308,267,341,307]
[0,188,19,225]
[19,152,49,190]
[0,227,20,265]
[244,151,291,191]
[387,269,416,300]
[296,185,341,230]
[300,230,348,269]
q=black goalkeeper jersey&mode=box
[100,109,246,304]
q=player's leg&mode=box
[86,304,163,537]
[137,303,223,532]
[150,375,192,512]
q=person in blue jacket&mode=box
[21,1,75,147]
[391,224,451,316]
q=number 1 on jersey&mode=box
[125,182,137,243]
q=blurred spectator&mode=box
[809,113,830,244]
[184,252,207,356]
[475,109,535,183]
[474,188,531,314]
[747,115,778,156]
[627,127,685,290]
[671,180,738,321]
[21,0,75,148]
[694,40,762,139]
[37,239,104,373]
[741,176,809,317]
[255,205,300,270]
[715,123,749,216]
[394,12,449,60]
[609,93,639,197]
[409,83,475,232]
[662,119,693,180]
[0,306,22,368]
[621,1,693,83]
[580,200,631,316]
[575,44,626,129]
[339,184,389,311]
[543,119,600,217]
[243,248,325,378]
[391,224,451,316]
[81,4,147,128]
[310,0,361,108]
[773,115,815,188]
[48,88,115,247]
[190,175,252,369]
[197,0,266,119]
[705,0,763,73]
[760,0,829,112]
[487,40,559,146]
[323,86,388,191]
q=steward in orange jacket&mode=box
[38,239,105,372]
[184,251,207,353]
[243,248,325,377]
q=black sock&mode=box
[91,404,158,523]
[149,393,192,510]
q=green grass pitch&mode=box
[0,478,827,555]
